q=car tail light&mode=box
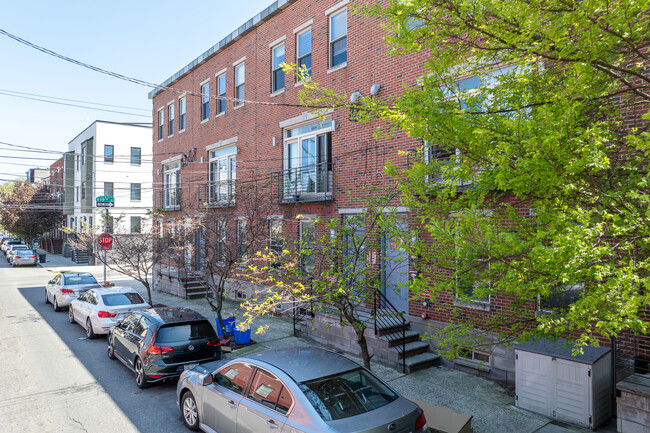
[31,256,37,259]
[61,289,74,294]
[98,311,117,318]
[148,345,174,354]
[207,339,220,347]
[15,256,21,259]
[414,410,427,431]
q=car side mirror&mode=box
[48,280,53,285]
[202,374,214,386]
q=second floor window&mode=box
[158,109,164,140]
[163,161,181,210]
[217,74,226,115]
[131,147,141,166]
[81,181,86,200]
[235,63,245,106]
[130,216,142,234]
[209,149,236,203]
[81,146,86,165]
[272,43,285,92]
[104,145,114,163]
[201,83,210,120]
[131,183,141,201]
[297,28,312,79]
[168,103,175,136]
[179,97,186,130]
[329,9,347,68]
[104,182,114,198]
[284,119,333,197]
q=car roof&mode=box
[141,307,207,325]
[61,272,95,277]
[246,347,361,383]
[89,287,141,295]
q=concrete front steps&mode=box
[181,274,209,300]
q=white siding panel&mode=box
[516,350,552,416]
[554,359,590,427]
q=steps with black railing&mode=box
[180,273,209,300]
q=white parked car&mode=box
[10,247,37,266]
[45,272,101,312]
[68,287,150,338]
[6,244,28,262]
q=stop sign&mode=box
[97,233,113,249]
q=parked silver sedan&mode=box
[45,272,101,312]
[68,287,150,338]
[177,347,429,433]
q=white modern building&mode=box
[63,121,153,234]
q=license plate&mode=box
[184,363,199,371]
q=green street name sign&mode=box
[96,195,115,208]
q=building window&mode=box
[235,63,245,106]
[539,283,583,314]
[131,183,141,201]
[457,347,491,364]
[104,145,114,163]
[209,149,236,204]
[168,103,175,136]
[81,181,86,200]
[131,147,141,166]
[104,182,114,198]
[81,146,86,165]
[216,74,226,115]
[269,219,283,255]
[158,109,164,140]
[272,43,285,92]
[283,119,333,198]
[300,219,315,271]
[216,220,226,262]
[201,82,210,120]
[130,216,142,234]
[179,97,186,131]
[163,161,181,210]
[75,186,79,202]
[237,219,247,259]
[329,9,347,68]
[297,28,312,80]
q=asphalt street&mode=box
[0,259,185,433]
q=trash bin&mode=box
[216,317,236,337]
[39,253,46,263]
[234,327,251,345]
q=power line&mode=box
[0,89,150,111]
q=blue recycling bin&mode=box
[216,317,236,337]
[234,327,251,345]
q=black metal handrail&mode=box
[154,187,182,211]
[271,162,334,203]
[372,288,408,373]
[292,300,315,336]
[197,181,236,207]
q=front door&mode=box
[381,219,409,313]
[194,229,204,271]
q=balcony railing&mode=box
[154,187,182,211]
[271,162,334,204]
[198,181,236,208]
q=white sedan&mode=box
[68,287,150,338]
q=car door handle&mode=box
[228,400,237,409]
[267,420,279,429]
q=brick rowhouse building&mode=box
[149,0,647,380]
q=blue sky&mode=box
[0,0,274,181]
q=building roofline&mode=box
[67,120,152,146]
[148,0,296,100]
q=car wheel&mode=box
[53,297,61,312]
[85,318,97,339]
[68,307,75,324]
[181,391,200,431]
[134,358,149,389]
[45,290,50,304]
[107,337,116,360]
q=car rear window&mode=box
[102,293,145,306]
[299,368,398,421]
[155,321,216,343]
[64,275,98,285]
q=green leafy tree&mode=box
[0,181,61,246]
[291,0,650,353]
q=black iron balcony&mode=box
[271,162,334,204]
[198,181,236,208]
[154,187,182,211]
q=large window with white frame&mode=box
[235,63,245,106]
[538,283,583,314]
[168,103,175,136]
[296,28,312,80]
[208,148,236,205]
[216,74,226,115]
[283,119,333,198]
[237,219,247,259]
[163,161,181,210]
[271,43,285,92]
[179,97,186,131]
[299,219,315,272]
[329,8,347,68]
[269,219,283,255]
[158,109,164,140]
[201,82,210,120]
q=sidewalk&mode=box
[37,252,613,433]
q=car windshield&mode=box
[102,293,145,306]
[155,321,216,343]
[64,275,98,285]
[298,368,398,421]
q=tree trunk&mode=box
[142,281,153,306]
[355,325,371,370]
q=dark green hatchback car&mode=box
[108,307,221,388]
